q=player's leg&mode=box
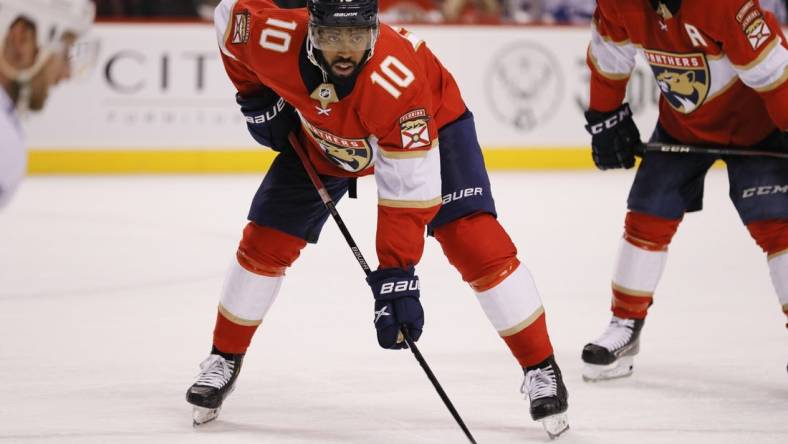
[187,152,349,424]
[725,131,788,369]
[430,110,567,438]
[582,124,715,381]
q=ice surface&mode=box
[0,171,785,443]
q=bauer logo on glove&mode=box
[380,279,419,295]
[367,267,424,349]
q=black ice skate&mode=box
[186,352,244,426]
[521,355,569,439]
[581,316,645,382]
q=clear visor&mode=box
[309,25,376,52]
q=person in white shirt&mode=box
[0,0,94,209]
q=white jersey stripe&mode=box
[589,22,637,78]
[374,141,441,207]
[736,39,788,91]
[214,0,239,61]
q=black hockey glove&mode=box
[584,103,640,170]
[237,90,300,153]
[366,267,424,350]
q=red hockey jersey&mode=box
[588,0,788,146]
[214,0,466,269]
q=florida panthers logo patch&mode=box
[399,109,431,149]
[644,50,709,114]
[302,120,372,173]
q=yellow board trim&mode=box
[25,147,729,173]
[28,147,598,173]
[28,150,279,174]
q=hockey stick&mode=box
[638,142,788,159]
[287,133,478,444]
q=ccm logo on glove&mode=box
[380,279,420,294]
[586,105,633,135]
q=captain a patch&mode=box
[232,10,250,44]
[399,109,431,149]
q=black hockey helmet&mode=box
[306,0,380,78]
[307,0,378,28]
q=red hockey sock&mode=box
[436,213,554,367]
[746,220,788,255]
[747,220,788,329]
[213,222,306,354]
[213,310,259,354]
[611,289,652,320]
[433,212,517,286]
[611,211,680,319]
[502,312,554,367]
[237,222,306,276]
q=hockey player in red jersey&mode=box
[185,0,569,437]
[582,0,787,381]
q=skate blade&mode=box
[540,412,569,439]
[582,356,634,382]
[192,406,221,426]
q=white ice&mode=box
[0,170,785,443]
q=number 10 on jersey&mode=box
[370,56,414,99]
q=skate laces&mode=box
[521,365,557,400]
[593,316,635,351]
[194,354,235,389]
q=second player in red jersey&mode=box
[581,0,787,382]
[186,0,569,437]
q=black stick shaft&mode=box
[287,133,477,444]
[640,142,788,159]
[402,329,478,444]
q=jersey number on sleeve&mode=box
[370,56,414,99]
[260,18,297,53]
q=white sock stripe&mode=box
[612,238,667,293]
[611,282,653,297]
[768,253,788,307]
[476,265,543,332]
[218,304,261,326]
[767,248,788,261]
[500,306,544,337]
[219,259,283,322]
